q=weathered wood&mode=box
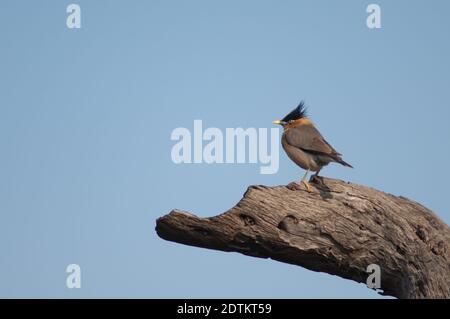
[155,177,450,299]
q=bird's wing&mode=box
[322,138,342,155]
[285,125,339,156]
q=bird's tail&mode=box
[337,157,353,168]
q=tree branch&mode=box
[155,177,449,299]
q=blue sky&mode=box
[0,0,449,298]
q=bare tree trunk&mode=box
[155,177,450,299]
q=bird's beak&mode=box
[272,120,285,125]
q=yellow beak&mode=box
[272,120,283,125]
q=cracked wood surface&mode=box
[155,177,450,299]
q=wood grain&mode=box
[155,177,450,299]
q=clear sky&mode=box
[1,0,449,298]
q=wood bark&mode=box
[155,177,450,299]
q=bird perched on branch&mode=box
[273,101,352,191]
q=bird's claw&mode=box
[301,180,312,192]
[311,175,324,185]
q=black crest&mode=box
[282,101,307,122]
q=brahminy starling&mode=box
[273,101,352,191]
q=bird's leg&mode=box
[300,169,312,192]
[313,167,322,178]
[311,167,324,185]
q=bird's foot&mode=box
[311,175,324,185]
[301,180,312,192]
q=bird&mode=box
[273,101,352,191]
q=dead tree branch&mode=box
[155,177,449,299]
